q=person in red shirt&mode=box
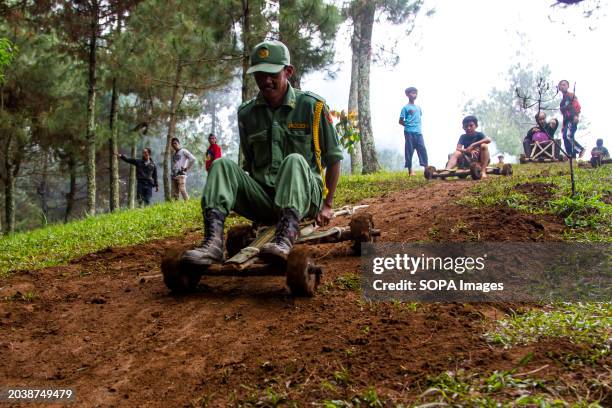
[558,80,585,158]
[205,133,222,172]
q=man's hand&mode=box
[115,153,122,158]
[316,202,333,226]
[573,115,580,124]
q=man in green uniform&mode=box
[182,40,343,265]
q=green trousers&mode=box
[202,154,323,224]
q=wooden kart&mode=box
[519,139,565,164]
[161,205,379,297]
[424,153,513,181]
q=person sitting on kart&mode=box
[522,111,559,157]
[444,115,491,178]
[590,138,610,166]
[180,40,343,267]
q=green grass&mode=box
[0,171,416,278]
[484,303,611,361]
[0,199,203,277]
[414,366,605,408]
[459,162,612,241]
[333,171,425,204]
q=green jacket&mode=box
[238,84,343,189]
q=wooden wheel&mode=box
[161,249,201,293]
[501,163,513,176]
[350,212,375,255]
[469,162,483,180]
[286,246,320,297]
[424,166,436,180]
[226,224,256,258]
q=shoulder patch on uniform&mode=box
[303,91,326,103]
[238,98,255,112]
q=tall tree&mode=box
[0,21,67,233]
[348,0,425,174]
[347,19,362,174]
[44,0,140,215]
[277,0,341,89]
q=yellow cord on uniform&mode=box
[313,101,328,198]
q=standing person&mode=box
[398,87,428,176]
[558,79,585,158]
[117,148,159,206]
[170,137,196,201]
[181,40,343,266]
[205,133,222,172]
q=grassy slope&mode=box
[0,172,425,277]
[461,162,611,241]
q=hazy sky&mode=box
[302,0,610,167]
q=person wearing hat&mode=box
[182,40,343,266]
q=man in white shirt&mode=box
[170,137,196,201]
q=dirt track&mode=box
[0,179,605,407]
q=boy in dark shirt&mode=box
[591,138,610,166]
[445,115,491,178]
[117,148,159,206]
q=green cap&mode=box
[247,40,291,74]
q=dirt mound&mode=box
[0,179,595,407]
[514,182,556,200]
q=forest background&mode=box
[0,0,605,233]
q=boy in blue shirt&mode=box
[399,87,428,176]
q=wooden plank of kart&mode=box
[209,204,375,273]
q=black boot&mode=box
[260,208,300,262]
[181,208,225,265]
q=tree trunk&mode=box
[348,18,363,175]
[239,0,255,167]
[38,149,50,226]
[356,2,381,174]
[210,99,217,135]
[65,153,77,223]
[109,77,119,211]
[163,62,183,201]
[4,168,15,234]
[241,0,252,103]
[127,141,137,209]
[3,135,15,234]
[85,13,98,215]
